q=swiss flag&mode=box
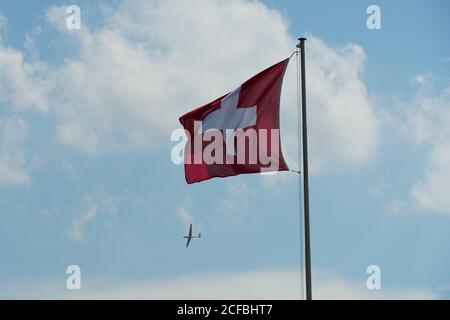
[179,59,290,184]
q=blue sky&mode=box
[0,0,449,299]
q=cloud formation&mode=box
[303,38,379,172]
[68,185,121,241]
[0,43,50,113]
[44,0,292,154]
[176,206,193,230]
[0,269,437,300]
[401,79,450,213]
[411,141,450,213]
[40,0,378,174]
[215,178,256,213]
[0,117,29,185]
[0,0,381,183]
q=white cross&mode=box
[200,87,257,155]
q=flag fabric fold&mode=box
[179,58,290,184]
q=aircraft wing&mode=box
[186,236,191,248]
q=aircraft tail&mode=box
[198,233,201,238]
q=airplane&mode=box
[183,223,201,247]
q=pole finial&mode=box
[298,37,307,42]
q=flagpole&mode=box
[294,44,305,300]
[298,37,312,300]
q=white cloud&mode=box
[0,44,50,113]
[303,38,379,173]
[0,14,49,186]
[37,1,378,173]
[410,73,436,87]
[68,185,121,241]
[23,26,43,60]
[42,1,291,154]
[0,10,6,43]
[385,199,406,215]
[215,178,256,212]
[401,82,450,213]
[176,206,193,230]
[69,207,96,241]
[265,37,380,181]
[0,117,29,185]
[411,142,450,213]
[369,177,394,199]
[368,179,409,215]
[0,1,380,174]
[45,5,69,31]
[0,269,437,299]
[402,84,450,146]
[0,11,6,31]
[314,273,436,300]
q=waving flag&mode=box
[179,59,290,184]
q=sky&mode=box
[0,0,449,299]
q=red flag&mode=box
[179,59,290,184]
